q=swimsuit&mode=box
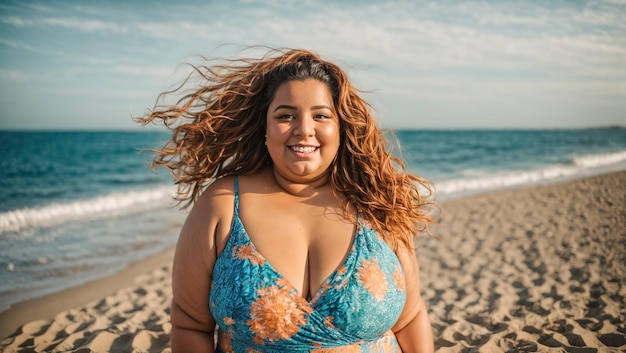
[209,177,407,352]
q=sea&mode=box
[1,128,625,312]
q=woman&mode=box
[140,48,436,352]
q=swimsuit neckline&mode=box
[231,210,359,306]
[231,175,361,305]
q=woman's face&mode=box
[266,79,340,185]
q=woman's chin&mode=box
[274,166,330,184]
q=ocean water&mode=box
[1,128,625,312]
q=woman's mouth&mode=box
[289,146,318,153]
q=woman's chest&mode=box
[209,222,407,345]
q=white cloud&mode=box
[0,16,32,27]
[237,0,626,85]
[1,14,127,34]
[0,38,44,54]
[40,17,128,33]
[114,65,176,78]
[25,3,55,13]
[134,21,223,41]
[0,69,39,81]
[1,0,624,129]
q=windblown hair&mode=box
[138,47,436,249]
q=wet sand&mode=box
[1,171,625,352]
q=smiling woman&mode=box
[266,79,340,186]
[137,48,437,353]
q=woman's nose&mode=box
[294,115,314,137]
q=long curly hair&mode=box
[138,47,436,249]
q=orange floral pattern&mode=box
[356,259,389,302]
[233,244,265,266]
[210,178,405,352]
[247,285,313,343]
[392,266,405,291]
[324,316,335,329]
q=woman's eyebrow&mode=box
[311,105,332,111]
[273,104,296,112]
[273,104,332,112]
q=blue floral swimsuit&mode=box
[209,177,407,352]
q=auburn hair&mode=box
[138,47,436,249]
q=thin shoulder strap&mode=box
[233,175,240,214]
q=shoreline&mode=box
[0,247,175,339]
[1,171,625,352]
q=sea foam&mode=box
[573,150,626,168]
[435,150,626,197]
[0,186,175,233]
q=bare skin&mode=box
[170,172,433,352]
[169,79,434,352]
[237,170,355,300]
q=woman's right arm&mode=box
[170,179,234,352]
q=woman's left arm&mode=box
[392,241,434,353]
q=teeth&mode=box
[291,146,316,153]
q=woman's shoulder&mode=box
[183,176,237,234]
[192,176,236,210]
[192,170,271,216]
[178,176,239,258]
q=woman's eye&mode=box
[279,114,295,120]
[314,114,330,120]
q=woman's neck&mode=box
[270,168,331,198]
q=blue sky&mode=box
[0,0,624,130]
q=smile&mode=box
[289,146,318,153]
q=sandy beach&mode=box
[1,171,624,352]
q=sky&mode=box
[0,0,624,130]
